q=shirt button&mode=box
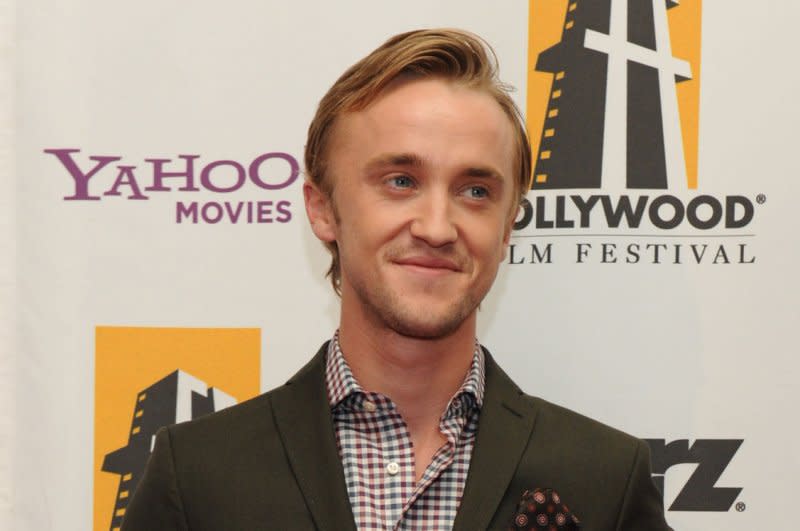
[386,461,400,475]
[363,400,376,412]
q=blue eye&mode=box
[388,175,414,188]
[465,186,489,199]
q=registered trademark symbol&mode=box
[735,501,746,512]
[756,194,766,204]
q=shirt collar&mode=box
[324,330,485,411]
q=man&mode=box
[122,29,670,530]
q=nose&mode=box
[409,191,458,247]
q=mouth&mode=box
[392,256,462,275]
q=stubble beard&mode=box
[349,272,483,340]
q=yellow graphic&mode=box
[668,1,702,189]
[527,0,702,188]
[93,326,260,531]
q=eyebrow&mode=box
[364,152,506,182]
[364,152,425,173]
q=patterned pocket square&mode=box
[508,488,581,530]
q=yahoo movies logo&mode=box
[44,148,299,224]
[513,0,764,266]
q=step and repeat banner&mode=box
[9,1,799,529]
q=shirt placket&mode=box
[326,337,485,531]
[393,399,468,530]
[378,405,414,530]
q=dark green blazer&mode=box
[122,344,670,530]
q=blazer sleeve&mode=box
[121,427,190,531]
[615,439,673,531]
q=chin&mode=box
[389,320,462,340]
[382,301,477,340]
[346,276,483,340]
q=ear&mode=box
[304,180,338,243]
[500,225,511,262]
[499,202,519,262]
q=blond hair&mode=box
[305,28,532,293]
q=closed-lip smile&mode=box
[393,256,462,272]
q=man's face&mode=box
[306,78,516,340]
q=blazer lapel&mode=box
[270,344,357,531]
[453,350,539,531]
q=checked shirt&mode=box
[325,334,485,531]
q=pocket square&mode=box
[508,488,580,530]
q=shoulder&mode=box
[167,390,275,443]
[165,343,329,451]
[517,396,669,529]
[124,347,332,529]
[482,348,645,459]
[480,352,668,529]
[518,392,655,498]
[525,393,645,455]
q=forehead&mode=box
[326,78,516,181]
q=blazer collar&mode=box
[453,348,539,531]
[270,344,538,531]
[270,342,357,531]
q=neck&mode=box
[337,310,476,427]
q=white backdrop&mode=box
[7,1,800,529]
[1,0,15,528]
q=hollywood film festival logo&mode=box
[101,370,235,530]
[522,0,747,516]
[94,326,259,530]
[514,0,763,266]
[43,149,299,224]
